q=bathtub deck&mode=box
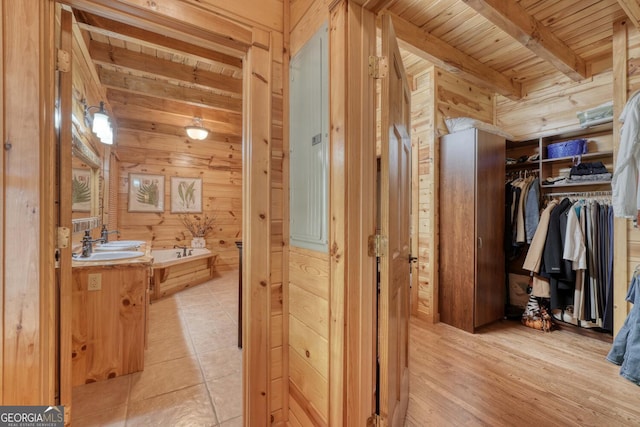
[150,253,217,300]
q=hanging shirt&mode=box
[612,90,640,218]
[563,201,586,271]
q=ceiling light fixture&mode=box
[83,100,114,145]
[185,117,209,140]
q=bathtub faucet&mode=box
[173,245,188,257]
[100,225,120,243]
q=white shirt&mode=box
[612,90,640,218]
[563,202,586,270]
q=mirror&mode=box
[71,131,102,232]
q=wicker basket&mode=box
[546,138,587,159]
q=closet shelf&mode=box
[540,150,613,164]
[541,180,612,189]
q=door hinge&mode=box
[367,414,382,427]
[368,234,387,257]
[369,55,388,79]
[57,226,70,249]
[57,48,71,72]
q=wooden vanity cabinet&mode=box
[439,128,505,333]
[71,263,150,386]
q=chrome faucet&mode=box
[81,231,103,257]
[173,244,188,257]
[100,225,120,243]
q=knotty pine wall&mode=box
[287,0,332,425]
[413,66,494,323]
[115,130,243,271]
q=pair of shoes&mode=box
[579,320,598,329]
[551,308,578,326]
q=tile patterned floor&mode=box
[72,270,242,426]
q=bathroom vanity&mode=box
[71,244,152,386]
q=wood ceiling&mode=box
[72,8,244,144]
[71,0,639,141]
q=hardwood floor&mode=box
[405,318,640,426]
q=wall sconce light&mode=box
[185,117,209,140]
[83,100,114,145]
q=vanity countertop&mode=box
[72,242,153,268]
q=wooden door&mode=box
[58,6,74,421]
[378,12,411,427]
[474,130,505,328]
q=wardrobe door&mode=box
[474,130,505,328]
[439,128,476,333]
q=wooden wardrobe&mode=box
[439,127,505,333]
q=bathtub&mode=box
[150,248,217,300]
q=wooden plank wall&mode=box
[413,66,494,323]
[287,1,331,425]
[496,73,614,141]
[115,130,242,271]
[412,68,435,320]
[288,247,330,426]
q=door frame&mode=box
[328,1,378,426]
[48,0,275,423]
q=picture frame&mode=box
[170,176,203,213]
[72,168,92,212]
[128,173,165,212]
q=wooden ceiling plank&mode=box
[63,0,251,55]
[89,40,242,96]
[106,88,242,126]
[387,11,521,100]
[74,10,243,70]
[618,0,640,30]
[98,67,242,112]
[461,0,587,81]
[116,118,242,143]
[110,101,240,136]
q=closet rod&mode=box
[545,190,612,199]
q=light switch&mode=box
[88,273,101,291]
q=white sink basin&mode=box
[94,240,145,251]
[74,251,145,262]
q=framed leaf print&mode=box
[128,173,165,212]
[72,168,92,212]
[170,177,202,213]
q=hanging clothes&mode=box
[522,195,614,331]
[607,274,640,386]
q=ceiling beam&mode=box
[61,0,251,56]
[74,10,243,70]
[90,40,242,96]
[98,68,242,112]
[387,12,521,100]
[461,0,587,81]
[106,89,242,127]
[617,0,640,31]
[360,0,398,14]
[108,100,241,136]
